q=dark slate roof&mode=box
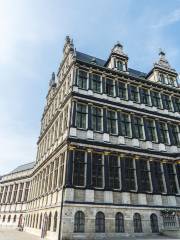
[10,161,35,174]
[76,51,147,78]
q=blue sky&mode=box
[0,0,180,175]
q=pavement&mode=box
[0,229,179,240]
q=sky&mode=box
[0,0,180,175]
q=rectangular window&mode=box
[119,112,131,137]
[139,160,151,192]
[45,166,50,193]
[0,187,4,203]
[76,103,87,129]
[92,74,101,93]
[7,185,13,203]
[92,153,104,188]
[146,119,157,142]
[130,85,139,102]
[12,184,18,203]
[154,162,165,193]
[117,60,123,71]
[173,97,180,112]
[119,82,127,100]
[107,110,117,134]
[171,124,179,146]
[92,107,102,131]
[162,94,172,111]
[151,91,161,108]
[24,182,30,202]
[159,122,169,144]
[58,153,65,187]
[141,88,150,105]
[18,183,24,202]
[48,162,54,192]
[53,158,59,189]
[78,70,88,89]
[109,155,120,189]
[133,116,144,139]
[73,150,86,186]
[106,78,114,96]
[166,164,177,194]
[124,158,136,191]
[3,186,8,203]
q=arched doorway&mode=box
[150,214,159,233]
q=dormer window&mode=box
[117,60,123,71]
[168,76,175,86]
[159,74,166,84]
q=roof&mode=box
[76,51,147,78]
[10,161,35,174]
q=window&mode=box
[119,82,127,99]
[95,212,105,233]
[166,164,177,194]
[159,122,169,144]
[119,113,131,137]
[161,94,172,111]
[3,186,8,203]
[39,214,42,229]
[154,162,165,193]
[74,211,85,233]
[3,215,5,222]
[76,103,87,129]
[124,158,136,191]
[58,153,65,187]
[117,60,123,71]
[106,78,114,96]
[13,215,16,223]
[45,166,50,193]
[53,159,59,189]
[53,212,58,232]
[146,119,157,142]
[133,213,142,233]
[115,212,124,232]
[48,162,54,192]
[48,212,51,231]
[92,107,102,131]
[130,85,139,102]
[18,183,24,202]
[73,150,86,186]
[159,74,166,84]
[150,214,159,233]
[107,110,117,134]
[0,187,4,203]
[171,124,179,145]
[7,185,13,203]
[151,91,161,108]
[168,77,175,86]
[139,160,151,192]
[92,153,104,188]
[109,155,120,189]
[78,70,88,89]
[133,116,144,139]
[8,215,11,222]
[140,88,150,105]
[92,74,101,93]
[173,97,180,112]
[36,214,39,228]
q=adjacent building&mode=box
[0,36,180,239]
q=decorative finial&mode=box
[49,72,56,87]
[159,48,166,57]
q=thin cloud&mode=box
[152,9,180,28]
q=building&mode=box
[0,36,180,239]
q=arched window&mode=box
[150,214,159,233]
[53,211,58,232]
[74,211,85,233]
[48,212,52,231]
[115,212,124,232]
[3,215,6,222]
[36,214,39,228]
[133,213,142,233]
[13,215,17,222]
[39,213,42,229]
[95,212,105,233]
[8,215,11,222]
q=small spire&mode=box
[49,72,56,87]
[156,48,171,69]
[111,41,127,57]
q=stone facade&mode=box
[0,36,180,239]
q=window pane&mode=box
[73,151,86,186]
[92,153,104,188]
